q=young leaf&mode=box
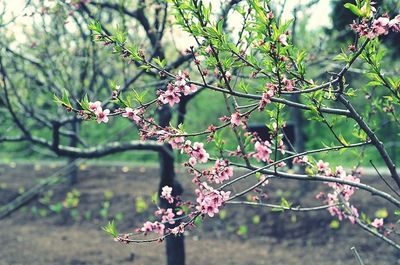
[102,220,118,238]
[344,3,363,17]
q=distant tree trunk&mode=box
[158,104,185,265]
[67,120,79,186]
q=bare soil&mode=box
[0,163,399,265]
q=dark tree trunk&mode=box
[158,105,185,265]
[67,120,79,186]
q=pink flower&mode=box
[141,221,154,233]
[161,185,174,203]
[316,160,329,172]
[122,107,141,123]
[259,84,275,111]
[224,71,232,80]
[293,155,308,164]
[372,17,390,36]
[161,208,176,224]
[208,160,233,183]
[230,112,241,126]
[153,222,165,235]
[159,89,181,107]
[389,15,400,32]
[335,166,346,178]
[169,137,185,150]
[205,45,213,55]
[253,141,272,162]
[371,218,384,228]
[96,108,110,124]
[188,157,197,166]
[195,183,230,217]
[278,34,288,46]
[170,224,185,235]
[348,205,359,224]
[259,175,269,186]
[282,77,294,91]
[191,142,209,163]
[89,101,102,113]
[183,83,197,96]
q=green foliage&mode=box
[102,220,118,238]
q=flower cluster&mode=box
[316,164,361,224]
[121,107,142,124]
[140,221,165,235]
[161,185,174,203]
[206,159,234,184]
[184,141,210,165]
[195,182,231,217]
[351,15,400,39]
[89,101,110,124]
[253,140,272,162]
[258,83,276,111]
[158,71,198,107]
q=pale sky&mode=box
[2,0,332,46]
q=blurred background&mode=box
[0,0,400,264]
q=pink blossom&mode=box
[140,221,154,233]
[191,142,210,164]
[372,17,390,36]
[278,34,288,46]
[161,208,176,224]
[348,205,359,224]
[230,112,241,126]
[195,183,230,217]
[188,157,197,166]
[205,45,213,55]
[293,156,308,164]
[170,224,185,235]
[96,108,110,124]
[122,107,141,123]
[316,160,329,172]
[253,141,272,162]
[152,222,165,235]
[161,185,174,203]
[282,77,294,91]
[89,101,102,113]
[279,140,285,154]
[259,175,269,186]
[183,83,197,96]
[371,218,384,228]
[224,71,232,80]
[208,160,233,183]
[159,89,181,107]
[258,84,275,111]
[389,15,400,32]
[169,137,185,150]
[335,166,346,178]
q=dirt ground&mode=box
[0,163,399,265]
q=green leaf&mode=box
[219,209,227,220]
[88,20,102,33]
[102,220,118,238]
[344,3,363,17]
[375,208,388,219]
[252,215,261,225]
[329,220,340,229]
[153,57,167,68]
[237,225,248,236]
[135,196,148,213]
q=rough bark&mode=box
[158,104,185,265]
[67,120,79,186]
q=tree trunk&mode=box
[158,105,185,265]
[67,120,79,186]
